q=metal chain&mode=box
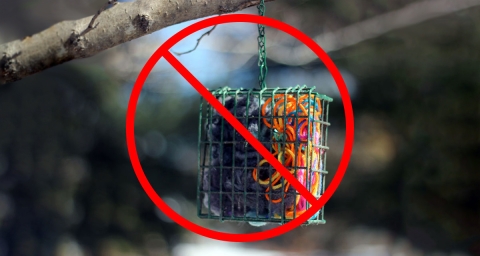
[257,0,268,89]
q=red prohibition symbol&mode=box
[126,14,355,242]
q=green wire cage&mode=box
[197,85,332,226]
[194,0,332,226]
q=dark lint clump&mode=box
[202,95,296,219]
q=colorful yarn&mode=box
[252,94,322,219]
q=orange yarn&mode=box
[252,94,322,219]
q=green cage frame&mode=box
[197,85,332,225]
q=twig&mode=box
[79,0,118,37]
[174,25,217,56]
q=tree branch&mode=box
[267,0,480,65]
[201,0,480,66]
[0,0,274,84]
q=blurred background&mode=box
[0,0,479,255]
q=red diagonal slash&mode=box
[163,51,317,205]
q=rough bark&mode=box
[0,0,273,84]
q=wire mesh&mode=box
[197,85,332,225]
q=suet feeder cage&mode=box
[197,86,332,226]
[195,0,332,226]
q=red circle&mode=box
[126,14,354,242]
